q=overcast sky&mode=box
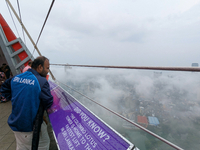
[1,0,200,67]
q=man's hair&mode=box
[28,61,32,66]
[31,56,49,70]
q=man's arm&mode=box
[40,81,53,110]
[0,77,12,100]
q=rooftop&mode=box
[137,115,148,124]
[148,116,160,126]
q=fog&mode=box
[50,66,200,149]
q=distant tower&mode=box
[192,63,200,102]
[64,63,72,72]
[140,107,144,115]
[191,63,199,67]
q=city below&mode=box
[55,67,200,150]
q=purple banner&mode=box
[48,81,133,150]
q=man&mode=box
[0,67,7,103]
[23,61,32,73]
[1,63,11,79]
[1,56,53,150]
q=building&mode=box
[137,116,148,128]
[148,116,160,126]
[140,107,144,115]
[191,63,199,67]
[154,72,162,78]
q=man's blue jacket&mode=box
[0,69,53,132]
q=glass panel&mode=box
[52,66,200,149]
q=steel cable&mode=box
[5,0,20,37]
[31,0,55,57]
[16,0,26,44]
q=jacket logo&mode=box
[13,77,35,85]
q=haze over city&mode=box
[52,66,200,149]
